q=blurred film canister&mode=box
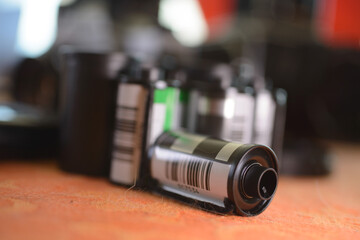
[110,65,179,186]
[59,51,127,176]
[232,71,255,143]
[187,64,234,139]
[188,64,254,143]
[150,131,279,216]
[231,58,256,143]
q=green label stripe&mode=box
[179,89,189,103]
[154,87,177,130]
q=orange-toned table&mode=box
[0,142,359,240]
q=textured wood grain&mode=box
[0,142,359,240]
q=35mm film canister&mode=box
[187,64,255,144]
[150,131,279,216]
[59,51,126,176]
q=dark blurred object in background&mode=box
[12,58,59,112]
[267,44,360,142]
[59,51,127,176]
[281,138,332,176]
[0,102,57,159]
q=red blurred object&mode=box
[316,0,360,48]
[197,0,236,39]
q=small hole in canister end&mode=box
[243,164,278,200]
[258,168,277,200]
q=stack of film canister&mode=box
[109,58,284,216]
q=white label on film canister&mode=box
[254,90,276,147]
[151,148,231,207]
[171,88,181,130]
[110,83,147,185]
[231,93,255,143]
[148,103,166,145]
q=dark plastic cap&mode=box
[242,163,278,200]
[164,69,187,88]
[187,63,234,90]
[120,61,165,85]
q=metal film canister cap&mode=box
[231,145,279,216]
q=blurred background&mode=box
[0,0,359,173]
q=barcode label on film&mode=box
[165,158,213,191]
[113,106,137,161]
[110,84,147,185]
[151,148,231,201]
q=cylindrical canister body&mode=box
[188,85,255,143]
[187,64,255,143]
[59,51,126,176]
[110,79,150,186]
[188,87,237,139]
[150,131,279,216]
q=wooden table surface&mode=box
[0,142,359,240]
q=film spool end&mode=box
[243,164,277,200]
